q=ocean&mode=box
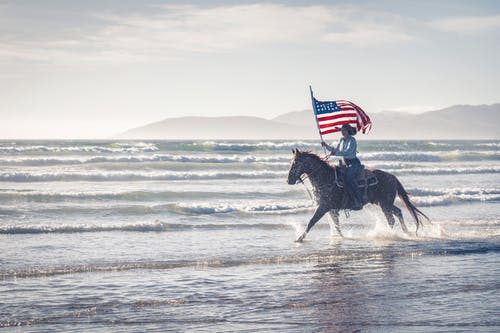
[0,140,499,332]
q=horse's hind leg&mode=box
[329,210,343,237]
[392,205,409,233]
[381,206,396,228]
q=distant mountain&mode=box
[115,116,315,140]
[368,104,500,139]
[115,104,500,140]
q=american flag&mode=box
[311,91,372,136]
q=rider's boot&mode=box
[351,188,363,210]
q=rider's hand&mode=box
[321,141,327,147]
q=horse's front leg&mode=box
[296,206,328,242]
[329,209,343,237]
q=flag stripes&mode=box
[311,95,372,136]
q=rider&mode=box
[321,124,363,210]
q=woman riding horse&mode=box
[288,149,430,242]
[321,123,363,210]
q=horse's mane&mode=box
[298,149,336,171]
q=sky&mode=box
[1,0,499,139]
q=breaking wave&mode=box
[360,150,500,162]
[3,163,499,182]
[3,151,498,167]
[388,165,500,175]
[0,201,314,217]
[0,220,295,235]
[0,154,289,166]
[0,189,301,202]
[407,187,500,206]
[408,187,500,197]
[0,170,284,182]
[0,142,158,154]
[192,141,315,151]
[166,201,313,215]
[475,142,500,148]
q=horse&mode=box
[287,149,430,242]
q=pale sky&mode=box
[1,0,499,138]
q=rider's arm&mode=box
[322,142,334,152]
[322,141,340,154]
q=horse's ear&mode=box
[292,148,296,154]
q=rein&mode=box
[298,176,315,201]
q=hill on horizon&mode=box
[115,104,500,140]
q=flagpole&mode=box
[309,85,328,156]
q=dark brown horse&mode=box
[287,149,429,242]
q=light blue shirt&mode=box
[325,135,357,159]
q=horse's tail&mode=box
[396,179,430,234]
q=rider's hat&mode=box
[338,124,357,135]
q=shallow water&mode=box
[1,140,499,332]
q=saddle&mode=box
[334,165,378,189]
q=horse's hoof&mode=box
[295,232,306,242]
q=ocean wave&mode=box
[360,150,500,162]
[408,187,500,197]
[0,142,158,154]
[0,154,290,166]
[474,142,500,148]
[3,163,498,182]
[389,166,500,175]
[0,201,314,217]
[0,220,295,235]
[0,170,285,182]
[411,194,500,206]
[167,202,313,215]
[2,149,498,167]
[189,141,500,155]
[401,187,500,206]
[427,142,451,146]
[0,221,173,234]
[2,189,496,214]
[0,189,301,202]
[192,141,316,151]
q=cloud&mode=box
[0,3,414,65]
[430,15,500,34]
[322,25,413,45]
[94,4,413,52]
[85,4,329,57]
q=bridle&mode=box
[295,151,333,183]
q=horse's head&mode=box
[287,149,308,185]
